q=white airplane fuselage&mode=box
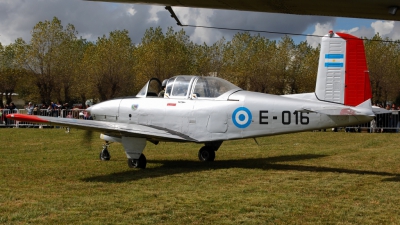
[90,90,373,143]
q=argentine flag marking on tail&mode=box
[325,54,344,67]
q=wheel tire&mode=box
[198,147,215,161]
[99,149,111,161]
[127,159,136,168]
[127,154,147,169]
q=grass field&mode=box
[0,128,399,224]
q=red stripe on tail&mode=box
[337,32,372,106]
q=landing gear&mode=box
[198,141,222,162]
[198,146,216,161]
[127,154,147,169]
[99,142,111,161]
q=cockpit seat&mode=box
[146,92,158,97]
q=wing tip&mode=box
[6,114,49,123]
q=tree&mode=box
[134,27,194,86]
[71,40,95,105]
[19,17,69,104]
[222,33,283,93]
[192,38,226,76]
[286,41,319,94]
[222,32,260,89]
[51,24,80,104]
[0,40,29,107]
[83,30,136,101]
[365,34,400,104]
[245,35,277,93]
[5,17,400,107]
[269,36,295,94]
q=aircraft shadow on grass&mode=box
[81,154,400,183]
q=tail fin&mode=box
[315,31,372,106]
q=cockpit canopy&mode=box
[136,75,241,99]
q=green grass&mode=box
[1,129,400,224]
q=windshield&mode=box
[165,77,175,97]
[193,77,240,98]
[170,76,192,97]
[136,78,162,97]
[136,84,147,97]
[137,75,240,99]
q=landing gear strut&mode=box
[127,154,147,169]
[99,142,111,161]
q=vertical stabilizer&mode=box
[315,32,372,106]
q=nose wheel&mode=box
[127,154,147,169]
[99,142,111,161]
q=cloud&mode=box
[173,7,335,44]
[0,0,337,46]
[339,26,375,39]
[371,20,395,36]
[306,22,334,48]
[3,0,400,52]
[306,19,400,48]
[339,20,400,40]
[0,0,171,45]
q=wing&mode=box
[89,0,400,21]
[6,114,196,142]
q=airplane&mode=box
[8,31,375,169]
[88,0,400,21]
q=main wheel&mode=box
[198,147,215,161]
[127,154,147,169]
[99,148,111,161]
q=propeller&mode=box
[82,130,94,146]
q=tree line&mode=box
[1,17,399,107]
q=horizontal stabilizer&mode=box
[296,107,357,115]
[297,99,374,116]
[372,106,391,114]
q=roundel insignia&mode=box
[232,107,252,129]
[131,104,139,111]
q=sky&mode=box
[1,0,400,48]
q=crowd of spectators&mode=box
[0,102,17,125]
[29,102,91,119]
[370,103,400,133]
[0,101,92,126]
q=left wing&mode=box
[6,114,196,142]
